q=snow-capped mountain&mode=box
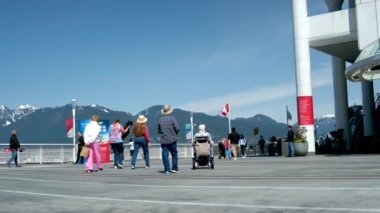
[315,114,336,137]
[0,104,37,126]
[90,104,110,113]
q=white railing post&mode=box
[39,145,43,164]
[159,146,162,160]
[61,145,64,164]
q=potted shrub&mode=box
[294,127,308,156]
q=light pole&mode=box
[190,110,194,158]
[72,98,76,162]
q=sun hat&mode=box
[136,115,148,124]
[161,104,174,115]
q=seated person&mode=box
[193,124,214,161]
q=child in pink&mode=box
[224,139,231,159]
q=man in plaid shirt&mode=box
[158,104,180,174]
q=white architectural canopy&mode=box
[346,39,380,81]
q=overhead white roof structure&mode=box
[346,39,380,82]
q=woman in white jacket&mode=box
[84,115,102,173]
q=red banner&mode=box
[66,118,73,138]
[99,143,110,163]
[92,143,111,163]
[297,96,314,125]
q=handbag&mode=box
[80,146,90,158]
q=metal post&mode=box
[227,99,231,134]
[61,145,64,164]
[190,110,194,158]
[39,145,43,164]
[72,98,76,163]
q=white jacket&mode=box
[194,131,214,145]
[84,121,101,143]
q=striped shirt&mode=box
[158,115,179,144]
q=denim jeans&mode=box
[131,137,149,167]
[288,141,295,157]
[161,141,178,172]
[75,146,85,164]
[111,143,124,166]
[7,151,18,166]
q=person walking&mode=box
[131,115,150,169]
[228,127,240,160]
[239,134,247,158]
[109,119,131,169]
[287,125,295,157]
[121,120,133,162]
[128,138,134,158]
[224,139,231,159]
[258,135,266,155]
[218,137,226,159]
[84,115,103,173]
[6,130,22,168]
[74,132,85,164]
[158,104,180,174]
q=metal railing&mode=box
[0,143,194,165]
[1,142,272,165]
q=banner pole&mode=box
[228,99,231,134]
[190,110,194,157]
[72,98,76,163]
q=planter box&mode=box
[294,143,308,156]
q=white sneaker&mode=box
[170,170,178,173]
[117,164,124,168]
[234,157,237,160]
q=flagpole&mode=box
[228,99,231,134]
[286,106,289,127]
[190,109,194,157]
[72,99,76,163]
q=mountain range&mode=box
[0,104,336,143]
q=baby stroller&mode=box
[192,136,214,169]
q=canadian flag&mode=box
[221,103,230,117]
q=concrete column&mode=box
[361,81,376,136]
[292,0,316,153]
[348,0,355,9]
[332,57,350,150]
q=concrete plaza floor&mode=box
[0,155,380,213]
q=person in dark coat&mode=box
[218,137,226,159]
[6,130,22,167]
[228,127,241,160]
[74,132,85,164]
[258,135,266,155]
[287,125,295,157]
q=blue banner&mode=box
[79,119,110,142]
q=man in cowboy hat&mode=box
[158,104,180,174]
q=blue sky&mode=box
[0,0,378,123]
